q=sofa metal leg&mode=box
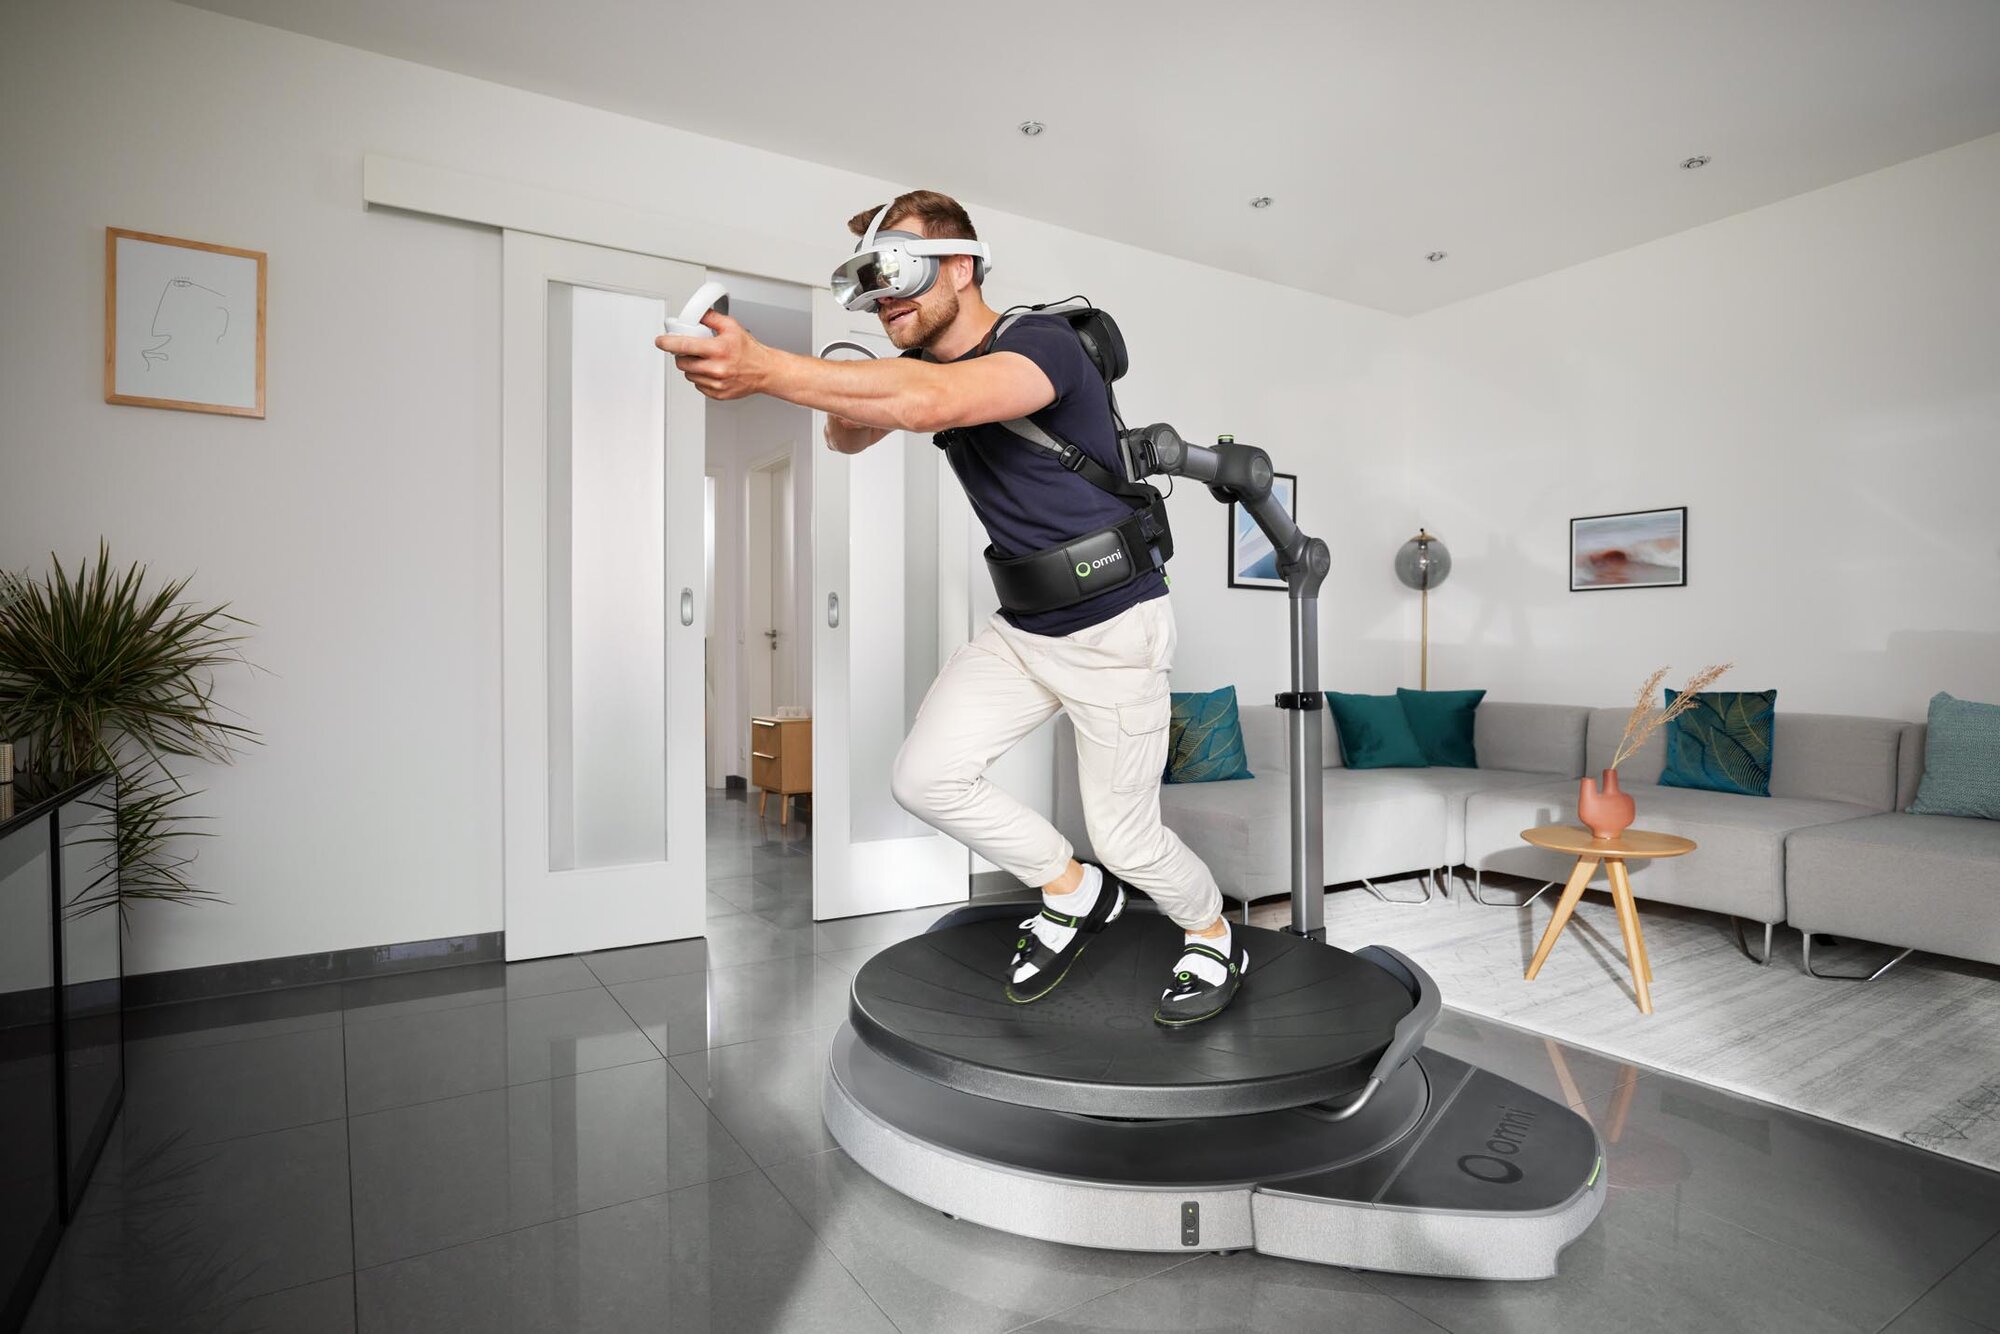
[1802,931,1913,981]
[1469,868,1556,909]
[1731,918,1775,966]
[1359,873,1434,906]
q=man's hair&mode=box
[847,189,979,247]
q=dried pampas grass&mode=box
[1610,663,1733,771]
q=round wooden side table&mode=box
[1519,825,1697,1016]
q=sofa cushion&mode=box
[1473,703,1589,778]
[1660,688,1777,798]
[1786,813,2000,966]
[1236,702,1341,774]
[1396,688,1485,768]
[1908,691,2000,820]
[1400,767,1579,863]
[1164,685,1253,785]
[1326,692,1429,769]
[1152,774,1446,903]
[1463,780,1874,923]
[1586,708,1903,811]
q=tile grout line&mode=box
[748,1160,912,1334]
[1349,1267,1464,1334]
[346,1163,771,1281]
[1869,1219,2000,1334]
[345,1049,672,1122]
[997,1254,1206,1333]
[341,1005,362,1330]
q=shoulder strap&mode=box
[941,310,1156,507]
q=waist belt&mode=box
[982,492,1175,616]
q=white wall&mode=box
[1394,132,2000,719]
[0,0,1400,972]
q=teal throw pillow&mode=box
[1164,686,1254,784]
[1908,692,2000,819]
[1396,688,1486,768]
[1659,688,1776,797]
[1326,691,1430,770]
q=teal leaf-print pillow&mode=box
[1659,688,1776,797]
[1164,686,1255,784]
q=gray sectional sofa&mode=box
[1055,701,1587,916]
[1051,699,2000,970]
[1785,723,2000,973]
[1464,707,1909,958]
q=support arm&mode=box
[1123,422,1332,941]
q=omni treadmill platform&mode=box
[849,909,1414,1117]
[826,907,1607,1280]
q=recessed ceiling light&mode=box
[1425,251,1448,263]
[1017,120,1045,137]
[1249,196,1273,209]
[1681,155,1711,170]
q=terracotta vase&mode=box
[1578,768,1636,841]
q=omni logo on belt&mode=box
[1456,1106,1537,1185]
[1075,551,1124,578]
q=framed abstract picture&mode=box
[1228,472,1297,590]
[104,227,266,418]
[1571,507,1686,591]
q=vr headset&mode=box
[832,203,994,313]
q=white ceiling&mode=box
[185,0,2000,315]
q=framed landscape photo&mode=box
[1571,506,1687,591]
[105,227,266,418]
[1228,472,1297,590]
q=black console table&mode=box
[0,773,122,1333]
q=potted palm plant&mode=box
[0,543,256,914]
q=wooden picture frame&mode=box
[105,227,266,418]
[1570,506,1687,591]
[1228,472,1298,591]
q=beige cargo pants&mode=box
[890,595,1224,931]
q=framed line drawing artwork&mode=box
[105,227,266,418]
[1228,471,1297,590]
[1570,506,1687,591]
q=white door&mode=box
[502,231,708,959]
[745,464,776,719]
[769,458,797,708]
[812,293,973,919]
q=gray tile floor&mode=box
[24,791,2000,1333]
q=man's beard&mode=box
[887,285,959,351]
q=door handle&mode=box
[680,588,694,627]
[827,593,841,628]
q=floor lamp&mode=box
[1394,529,1452,689]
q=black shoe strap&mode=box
[1176,941,1233,970]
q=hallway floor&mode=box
[23,791,2000,1332]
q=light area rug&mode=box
[1250,880,2000,1175]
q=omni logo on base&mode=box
[1456,1106,1537,1185]
[1075,551,1123,578]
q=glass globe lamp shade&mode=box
[1395,531,1451,591]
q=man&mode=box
[656,189,1246,1024]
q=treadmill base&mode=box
[824,1024,1606,1281]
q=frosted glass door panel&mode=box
[846,425,937,842]
[547,283,669,871]
[502,231,705,960]
[811,292,971,920]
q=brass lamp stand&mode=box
[1394,529,1452,689]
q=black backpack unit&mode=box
[924,300,1173,617]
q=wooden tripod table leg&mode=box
[1526,856,1600,981]
[1607,859,1653,1014]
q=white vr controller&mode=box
[664,281,730,338]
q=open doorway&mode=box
[701,273,816,925]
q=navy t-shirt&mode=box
[940,314,1168,636]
